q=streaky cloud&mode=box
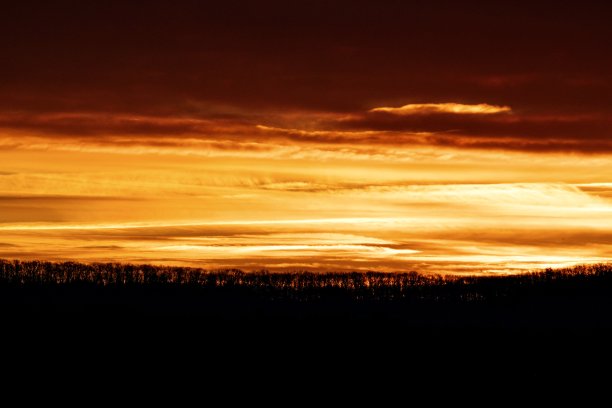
[370,103,512,115]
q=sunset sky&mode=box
[2,1,612,273]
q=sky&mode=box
[2,1,612,273]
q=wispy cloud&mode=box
[370,103,512,115]
[0,111,254,136]
[2,102,612,154]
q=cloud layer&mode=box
[0,1,611,153]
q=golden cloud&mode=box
[369,103,512,115]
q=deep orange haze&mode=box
[2,1,612,273]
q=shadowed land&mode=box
[2,259,612,327]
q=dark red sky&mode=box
[2,1,612,152]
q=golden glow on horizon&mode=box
[1,109,612,274]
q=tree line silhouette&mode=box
[2,259,612,326]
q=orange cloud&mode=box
[369,103,512,115]
[3,104,612,155]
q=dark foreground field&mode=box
[3,259,612,328]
